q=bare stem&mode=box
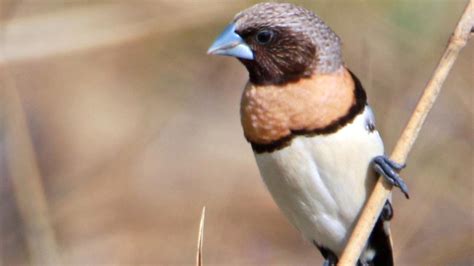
[338,1,474,265]
[196,207,206,266]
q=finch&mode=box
[208,3,408,266]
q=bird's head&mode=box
[208,2,343,85]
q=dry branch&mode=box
[338,1,474,265]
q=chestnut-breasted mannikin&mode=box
[208,3,409,265]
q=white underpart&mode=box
[254,106,384,256]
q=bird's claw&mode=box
[373,155,409,199]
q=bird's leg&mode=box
[373,155,409,199]
[314,243,338,266]
[322,251,338,266]
[381,201,393,221]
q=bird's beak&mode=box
[207,23,254,60]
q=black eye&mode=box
[255,30,274,45]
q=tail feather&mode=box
[315,206,394,266]
[362,217,394,266]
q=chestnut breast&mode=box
[240,67,355,144]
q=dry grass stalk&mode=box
[1,2,61,265]
[196,207,206,266]
[1,73,61,265]
[338,1,474,265]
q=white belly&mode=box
[254,106,384,254]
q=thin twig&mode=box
[338,2,474,265]
[196,207,206,266]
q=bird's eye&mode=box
[255,30,274,45]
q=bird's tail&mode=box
[358,214,394,266]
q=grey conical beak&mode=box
[207,23,254,60]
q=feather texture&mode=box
[254,106,391,263]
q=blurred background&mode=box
[0,0,472,265]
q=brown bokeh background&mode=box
[1,1,472,265]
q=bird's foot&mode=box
[373,155,409,199]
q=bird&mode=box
[207,2,409,266]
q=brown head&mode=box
[208,2,343,85]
